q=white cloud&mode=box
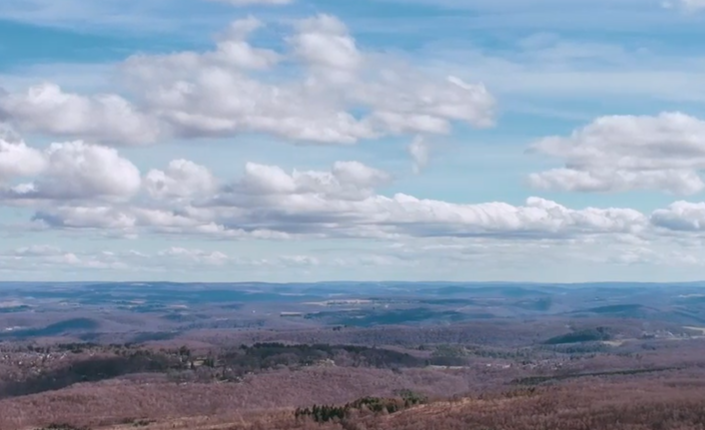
[290,14,363,76]
[207,16,281,70]
[0,138,46,182]
[32,206,195,231]
[1,14,495,146]
[145,159,217,200]
[11,150,705,279]
[5,134,704,257]
[651,201,705,231]
[30,204,292,240]
[528,112,705,195]
[3,3,705,282]
[236,160,390,200]
[0,83,160,145]
[349,195,647,239]
[26,157,651,242]
[4,141,141,201]
[331,161,391,189]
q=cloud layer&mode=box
[0,14,495,147]
[0,134,702,244]
[2,5,705,281]
[3,127,705,280]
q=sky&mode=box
[2,0,705,282]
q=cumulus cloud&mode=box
[25,155,653,242]
[3,141,141,201]
[331,161,391,188]
[6,132,705,264]
[2,131,701,250]
[31,181,684,269]
[208,17,281,70]
[30,204,292,240]
[290,14,362,78]
[528,112,705,195]
[0,83,160,145]
[1,14,495,146]
[651,201,705,231]
[0,138,46,182]
[145,159,217,199]
[235,160,390,200]
[32,206,198,232]
[5,143,705,276]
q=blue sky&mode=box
[2,0,705,282]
